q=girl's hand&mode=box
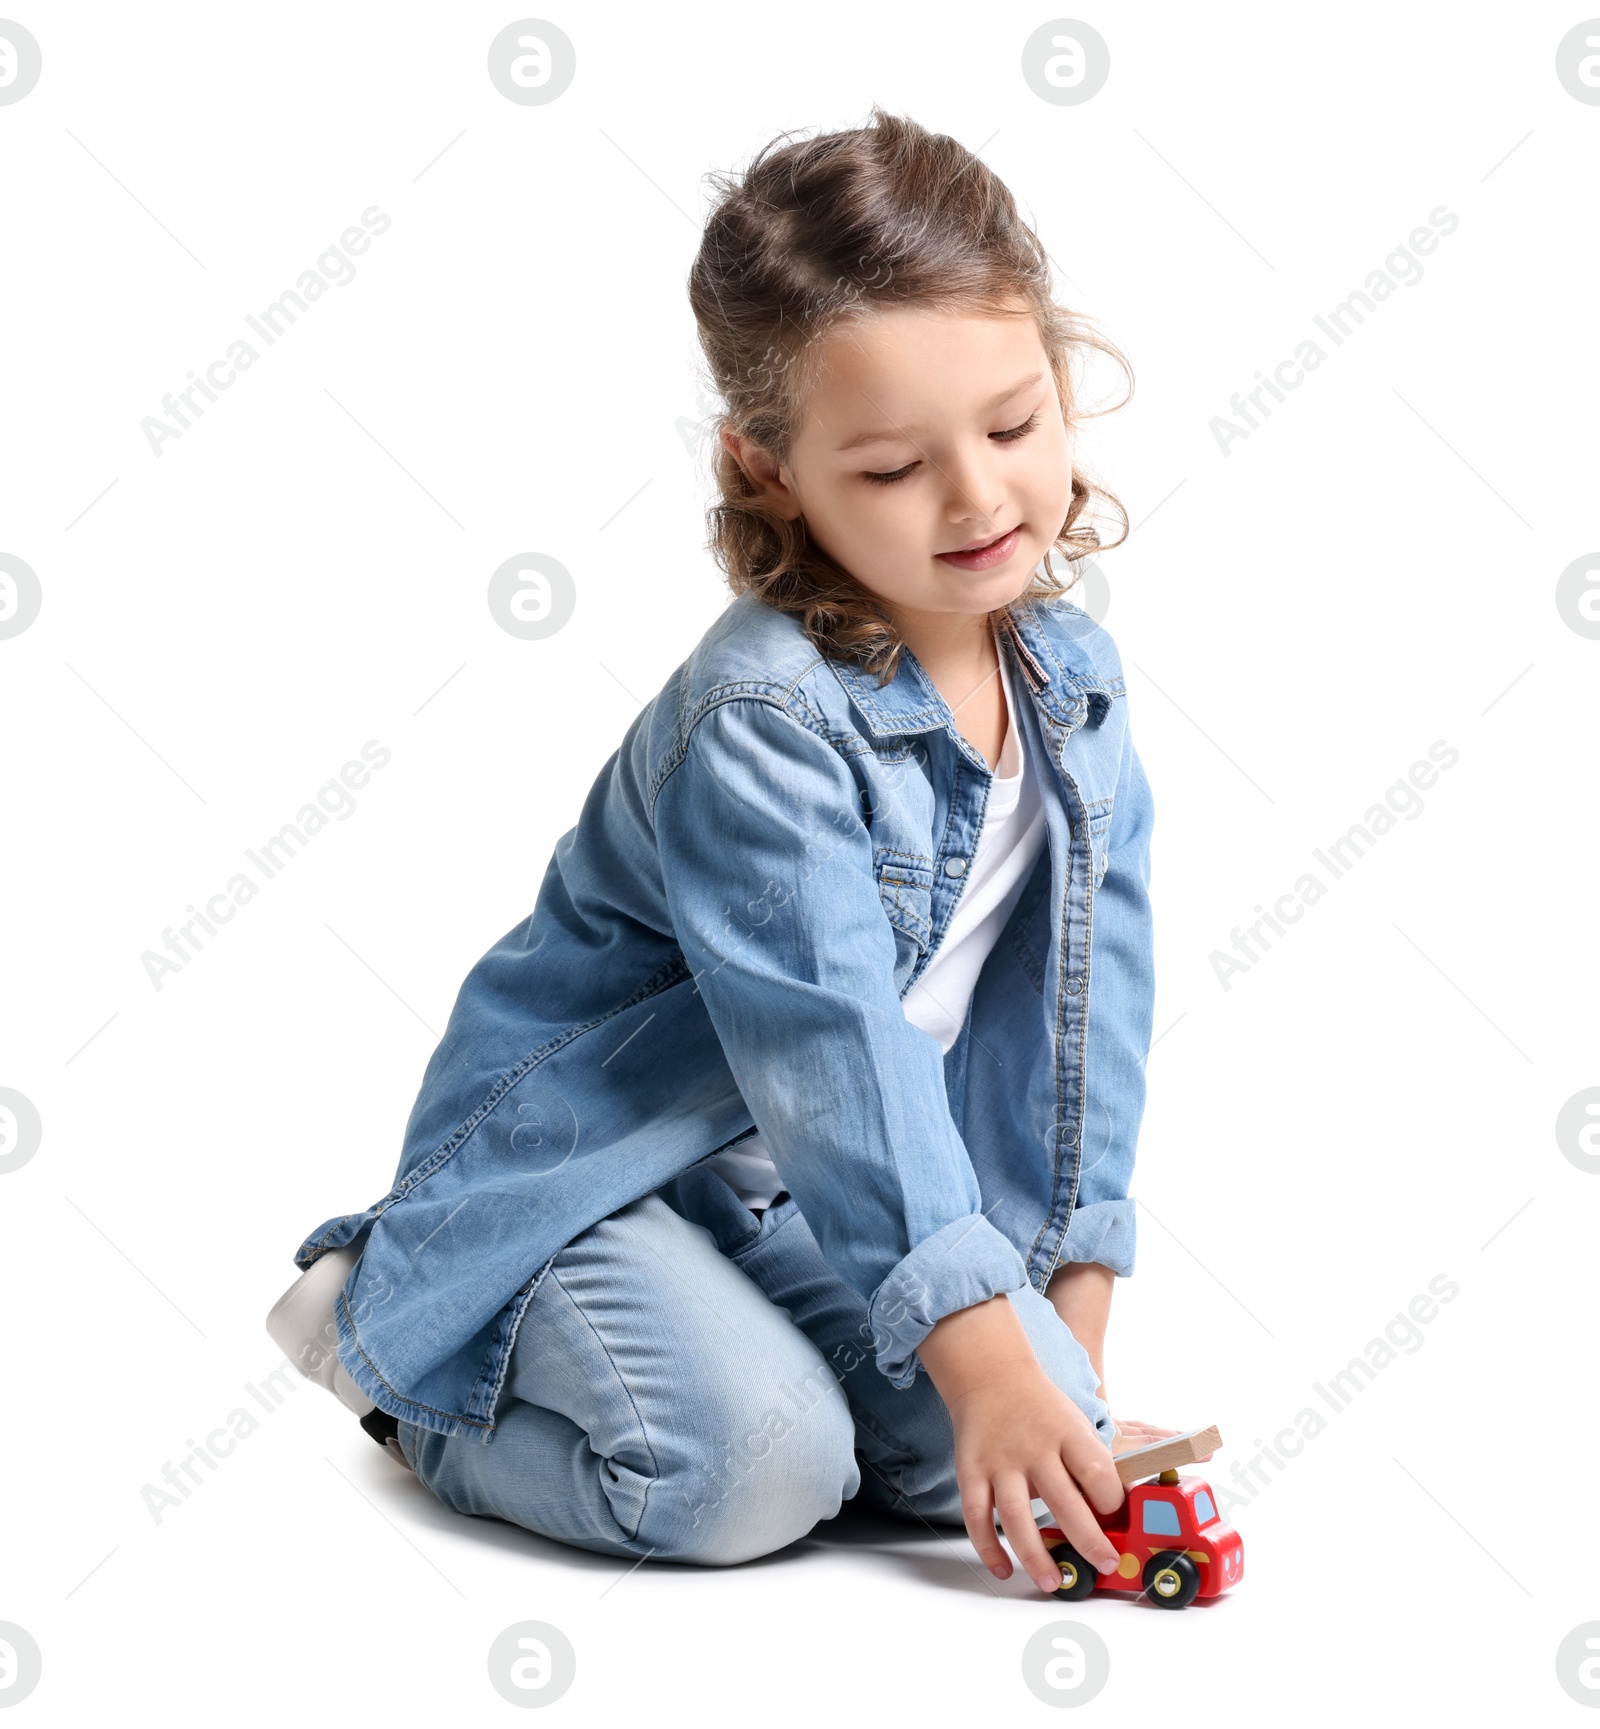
[1111,1417,1215,1461]
[917,1292,1126,1594]
[944,1369,1126,1593]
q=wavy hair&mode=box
[687,105,1132,685]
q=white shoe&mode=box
[264,1245,376,1417]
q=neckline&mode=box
[991,645,1023,783]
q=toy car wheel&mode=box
[1142,1551,1200,1609]
[1045,1539,1098,1601]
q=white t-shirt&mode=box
[705,643,1047,1210]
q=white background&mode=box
[2,1,1596,1722]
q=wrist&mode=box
[916,1292,1039,1406]
[1046,1259,1112,1405]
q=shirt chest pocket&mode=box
[873,851,935,986]
[1084,801,1114,888]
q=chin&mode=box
[979,565,1038,608]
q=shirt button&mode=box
[1066,975,1083,994]
[944,857,968,878]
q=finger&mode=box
[1116,1419,1180,1441]
[959,1475,1010,1579]
[1119,1419,1214,1462]
[1034,1461,1120,1573]
[994,1473,1062,1594]
[1063,1432,1126,1519]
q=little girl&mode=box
[269,107,1170,1598]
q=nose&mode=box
[940,446,1008,537]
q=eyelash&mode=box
[862,410,1042,486]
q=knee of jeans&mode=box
[640,1377,860,1566]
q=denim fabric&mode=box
[296,590,1155,1441]
[396,1164,1115,1564]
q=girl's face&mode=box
[726,302,1074,625]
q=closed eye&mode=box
[862,410,1044,486]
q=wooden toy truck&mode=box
[1037,1425,1243,1609]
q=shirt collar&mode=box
[827,598,1120,741]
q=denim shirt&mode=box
[293,588,1156,1441]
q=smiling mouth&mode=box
[946,527,1016,554]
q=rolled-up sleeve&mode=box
[1063,696,1156,1278]
[653,695,1028,1387]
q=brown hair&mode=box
[687,105,1132,685]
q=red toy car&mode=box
[1038,1467,1244,1609]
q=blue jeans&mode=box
[396,1163,1115,1565]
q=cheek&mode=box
[1037,415,1074,473]
[800,483,912,576]
[1025,427,1076,516]
[815,487,933,596]
[837,484,921,546]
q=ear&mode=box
[721,429,803,520]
